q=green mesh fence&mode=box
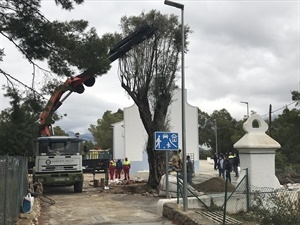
[250,185,300,224]
[223,174,250,214]
[0,156,28,225]
[222,170,300,225]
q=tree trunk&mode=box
[146,133,166,188]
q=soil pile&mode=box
[192,177,235,193]
[108,182,158,195]
[108,177,236,195]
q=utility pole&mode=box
[269,104,272,137]
[215,120,218,155]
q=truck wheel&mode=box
[74,181,83,193]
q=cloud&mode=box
[1,1,299,133]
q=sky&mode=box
[0,0,299,134]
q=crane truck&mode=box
[32,25,156,192]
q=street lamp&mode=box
[240,101,249,118]
[214,120,218,155]
[164,0,187,211]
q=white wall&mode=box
[112,89,199,175]
[124,104,148,162]
[168,89,199,168]
[112,121,125,160]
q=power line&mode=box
[261,101,297,118]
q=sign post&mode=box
[155,132,179,151]
[155,132,179,198]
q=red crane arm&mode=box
[39,25,156,136]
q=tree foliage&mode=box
[53,126,69,136]
[89,109,123,150]
[272,107,300,165]
[198,92,300,173]
[118,10,191,188]
[198,109,211,147]
[1,0,117,77]
[291,90,300,106]
[198,108,243,155]
[1,0,121,149]
[0,87,43,155]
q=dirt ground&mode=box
[34,173,233,225]
[17,160,300,225]
[36,174,176,225]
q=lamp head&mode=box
[164,0,184,9]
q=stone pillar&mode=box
[234,114,281,189]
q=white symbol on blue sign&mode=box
[155,132,179,150]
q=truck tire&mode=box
[74,181,83,193]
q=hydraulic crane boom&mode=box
[39,25,156,136]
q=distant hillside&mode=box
[67,131,95,143]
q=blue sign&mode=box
[155,132,179,150]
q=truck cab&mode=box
[33,136,84,192]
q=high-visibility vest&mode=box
[123,160,130,169]
[123,160,130,165]
[109,161,116,170]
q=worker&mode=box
[169,149,182,169]
[109,160,116,181]
[186,155,194,184]
[123,157,131,180]
[115,159,123,179]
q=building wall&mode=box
[112,89,199,176]
[112,121,125,160]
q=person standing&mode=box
[115,159,123,179]
[123,157,131,180]
[169,150,182,169]
[217,155,225,178]
[232,153,239,177]
[213,153,218,170]
[109,160,116,181]
[224,156,232,183]
[186,155,194,185]
[228,152,234,173]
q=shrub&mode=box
[252,190,300,225]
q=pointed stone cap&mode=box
[234,114,281,149]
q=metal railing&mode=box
[0,156,28,225]
[175,170,209,209]
[222,168,249,224]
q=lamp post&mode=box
[164,0,187,211]
[214,120,218,155]
[240,101,249,118]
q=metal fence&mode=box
[249,185,300,224]
[0,156,28,225]
[222,169,300,224]
[223,169,250,215]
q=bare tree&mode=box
[118,10,190,188]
